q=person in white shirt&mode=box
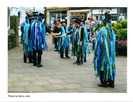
[85,18,90,33]
[118,13,125,22]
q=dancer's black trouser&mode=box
[54,38,57,49]
[77,48,83,63]
[33,49,42,65]
[60,46,69,58]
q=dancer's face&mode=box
[30,19,33,23]
[74,22,80,27]
[62,22,66,26]
[72,18,75,22]
[34,16,37,20]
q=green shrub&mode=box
[117,28,127,40]
[10,15,19,34]
[111,23,115,27]
[119,19,127,28]
[97,20,127,41]
[115,23,122,29]
[10,15,19,46]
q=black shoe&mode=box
[33,63,37,66]
[108,84,114,88]
[77,62,83,65]
[84,59,87,62]
[29,60,33,63]
[66,56,70,58]
[77,62,81,65]
[80,62,83,64]
[37,64,43,68]
[61,56,64,58]
[98,83,108,87]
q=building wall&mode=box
[46,11,50,24]
[46,8,90,27]
[67,10,70,26]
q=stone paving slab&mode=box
[8,36,127,93]
[44,84,65,91]
[12,81,32,87]
[24,86,46,93]
[8,86,26,93]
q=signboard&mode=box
[92,9,117,14]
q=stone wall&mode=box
[10,15,19,47]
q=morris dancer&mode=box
[58,20,70,58]
[62,18,88,65]
[93,12,116,88]
[22,14,34,63]
[81,20,90,62]
[32,13,48,67]
[68,16,76,45]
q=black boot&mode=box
[37,64,43,68]
[60,53,64,58]
[98,71,107,87]
[60,46,64,58]
[77,56,83,65]
[80,56,83,64]
[108,76,115,88]
[98,81,108,87]
[66,56,70,58]
[24,53,26,63]
[84,52,87,62]
[33,49,37,66]
[65,50,70,58]
[37,50,43,68]
[108,81,114,88]
[76,56,80,65]
[29,52,33,63]
[33,63,37,66]
[84,58,86,62]
[73,56,79,64]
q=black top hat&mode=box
[33,12,38,16]
[105,12,111,21]
[72,16,76,19]
[74,18,81,24]
[81,19,84,22]
[81,19,85,24]
[28,14,34,20]
[102,12,112,23]
[39,13,45,18]
[61,19,66,23]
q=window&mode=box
[70,12,87,21]
[50,11,67,24]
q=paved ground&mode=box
[8,36,127,93]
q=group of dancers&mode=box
[21,11,48,67]
[21,11,116,88]
[51,17,90,65]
